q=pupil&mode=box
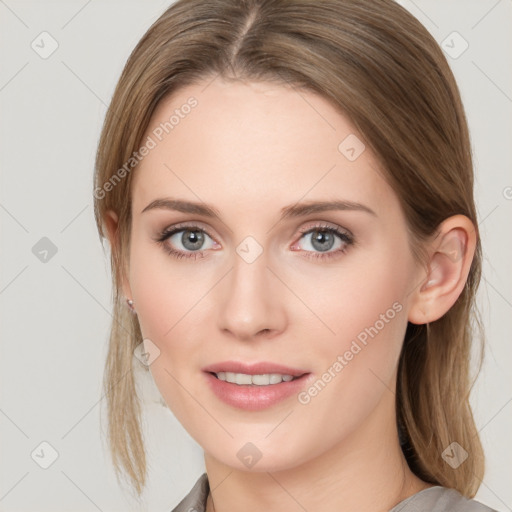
[311,230,334,252]
[182,230,204,250]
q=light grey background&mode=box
[0,1,510,511]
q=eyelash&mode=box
[154,222,355,261]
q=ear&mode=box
[408,215,477,325]
[103,210,133,301]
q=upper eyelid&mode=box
[297,221,352,237]
[162,219,351,234]
[158,221,212,234]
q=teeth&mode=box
[215,372,296,385]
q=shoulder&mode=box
[171,472,209,512]
[170,475,501,512]
[389,485,499,512]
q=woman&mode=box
[93,0,499,510]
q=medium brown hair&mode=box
[94,0,485,498]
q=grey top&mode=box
[171,472,499,512]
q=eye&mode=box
[154,223,219,260]
[154,221,354,261]
[292,223,354,260]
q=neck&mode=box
[204,391,432,512]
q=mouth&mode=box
[203,368,312,411]
[208,371,307,386]
[201,360,310,385]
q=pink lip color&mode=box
[202,361,311,411]
[202,361,308,377]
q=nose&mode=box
[215,246,287,342]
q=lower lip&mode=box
[204,371,311,411]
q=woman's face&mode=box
[122,77,424,471]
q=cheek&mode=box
[287,260,410,448]
[305,247,411,348]
[128,233,209,341]
[127,237,216,415]
[297,239,414,403]
[128,240,211,427]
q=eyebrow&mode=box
[141,197,377,219]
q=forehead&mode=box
[132,78,395,217]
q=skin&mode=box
[105,77,476,512]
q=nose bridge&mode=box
[215,239,285,339]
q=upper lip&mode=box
[202,361,309,377]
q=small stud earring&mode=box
[126,298,136,312]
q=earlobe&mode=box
[408,215,476,325]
